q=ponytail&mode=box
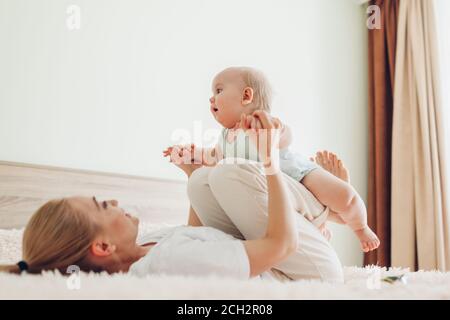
[0,198,101,275]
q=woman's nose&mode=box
[110,200,118,207]
[209,96,215,104]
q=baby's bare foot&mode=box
[310,150,350,183]
[354,226,380,252]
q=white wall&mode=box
[0,0,368,266]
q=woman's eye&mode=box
[102,201,107,209]
[216,88,222,94]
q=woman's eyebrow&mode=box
[92,196,100,210]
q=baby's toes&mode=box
[330,152,336,162]
[337,159,343,169]
[316,152,324,164]
[330,153,337,171]
[369,240,379,251]
[373,239,380,249]
[361,241,370,252]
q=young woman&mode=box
[1,112,328,281]
[0,113,342,281]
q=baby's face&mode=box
[210,69,248,128]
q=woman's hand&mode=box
[238,111,282,174]
[238,113,283,132]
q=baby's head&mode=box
[210,66,272,128]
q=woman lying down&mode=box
[0,112,344,282]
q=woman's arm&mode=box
[243,172,298,277]
[181,166,203,227]
[241,111,298,277]
[187,206,203,227]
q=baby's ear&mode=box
[242,87,254,106]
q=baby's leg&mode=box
[303,151,380,252]
[310,151,346,225]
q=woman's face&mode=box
[68,196,140,253]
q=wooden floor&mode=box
[0,161,189,229]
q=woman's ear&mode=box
[90,239,116,257]
[242,87,254,106]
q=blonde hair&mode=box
[0,198,101,274]
[236,67,273,112]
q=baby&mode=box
[165,67,380,252]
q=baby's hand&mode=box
[163,144,202,165]
[163,144,187,164]
[163,144,204,176]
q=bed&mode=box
[1,161,450,299]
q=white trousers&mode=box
[187,164,344,282]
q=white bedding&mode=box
[1,223,450,300]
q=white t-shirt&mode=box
[129,226,250,279]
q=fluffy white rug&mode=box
[1,224,450,300]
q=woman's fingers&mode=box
[240,114,247,130]
[252,110,274,129]
[271,117,282,130]
[274,120,281,130]
[246,115,253,129]
[250,116,257,130]
[239,112,277,133]
[255,118,263,130]
[250,116,264,130]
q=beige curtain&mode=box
[391,0,450,271]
